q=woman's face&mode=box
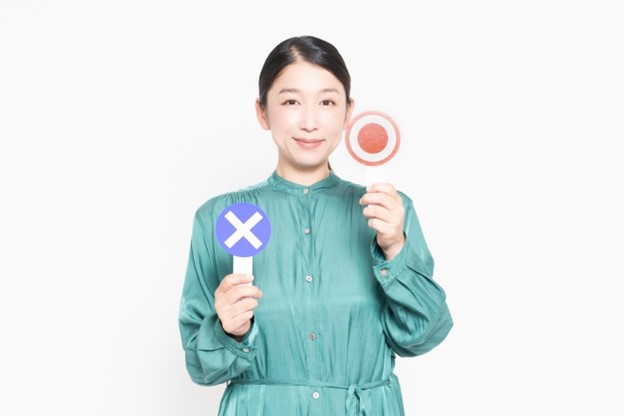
[256,61,353,182]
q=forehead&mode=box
[270,61,345,94]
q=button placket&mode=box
[299,190,321,380]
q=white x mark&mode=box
[224,211,263,249]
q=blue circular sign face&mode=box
[215,202,272,257]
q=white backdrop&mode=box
[1,1,622,415]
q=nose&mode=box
[299,105,318,132]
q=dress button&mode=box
[309,332,316,341]
[312,391,320,399]
[304,228,311,235]
[380,269,388,277]
[305,275,313,283]
[242,348,250,353]
[303,188,309,195]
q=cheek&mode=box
[268,107,297,130]
[326,113,348,134]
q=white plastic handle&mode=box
[233,255,253,278]
[365,165,387,187]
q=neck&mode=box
[276,164,331,186]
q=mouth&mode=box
[294,138,324,148]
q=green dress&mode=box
[178,171,453,415]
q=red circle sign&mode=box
[345,111,400,166]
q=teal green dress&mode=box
[179,171,453,415]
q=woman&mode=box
[178,35,453,415]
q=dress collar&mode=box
[267,170,340,196]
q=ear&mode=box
[343,97,355,129]
[255,98,270,131]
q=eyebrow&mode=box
[277,88,341,95]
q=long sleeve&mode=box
[372,195,453,357]
[178,209,258,386]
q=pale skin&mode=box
[215,60,406,339]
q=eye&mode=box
[282,99,298,106]
[320,99,335,106]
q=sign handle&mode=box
[365,165,387,187]
[233,255,253,276]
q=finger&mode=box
[234,297,259,314]
[220,298,259,331]
[217,285,263,310]
[364,203,404,232]
[367,217,397,234]
[225,273,255,287]
[361,193,403,214]
[221,295,259,316]
[360,192,396,209]
[221,311,254,336]
[367,182,399,197]
[227,311,255,333]
[230,284,263,302]
[362,204,392,221]
[215,274,255,296]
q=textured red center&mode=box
[357,123,388,154]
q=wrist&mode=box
[222,317,254,342]
[380,234,405,261]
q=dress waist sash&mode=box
[228,377,391,416]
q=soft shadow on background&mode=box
[1,1,622,415]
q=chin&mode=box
[293,160,329,172]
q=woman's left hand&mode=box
[360,183,406,261]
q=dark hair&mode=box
[258,35,351,109]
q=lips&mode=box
[294,138,323,143]
[294,138,324,148]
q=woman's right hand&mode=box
[214,274,263,340]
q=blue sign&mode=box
[215,202,272,257]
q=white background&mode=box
[1,1,622,415]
